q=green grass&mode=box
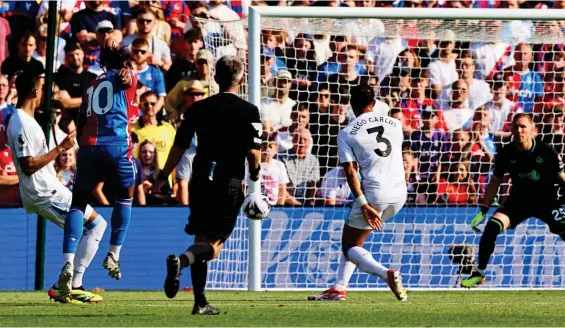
[0,290,564,327]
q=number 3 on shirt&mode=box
[367,126,391,157]
[86,81,114,116]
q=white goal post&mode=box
[239,7,565,291]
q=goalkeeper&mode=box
[462,113,565,288]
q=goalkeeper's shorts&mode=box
[495,196,565,234]
[346,193,407,231]
[186,176,244,242]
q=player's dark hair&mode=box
[64,41,82,53]
[132,38,149,48]
[99,43,133,71]
[15,70,40,101]
[350,84,375,112]
[19,31,35,45]
[215,55,244,91]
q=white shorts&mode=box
[347,195,406,231]
[28,200,93,229]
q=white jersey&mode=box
[338,112,406,203]
[6,109,71,211]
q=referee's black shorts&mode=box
[494,196,565,234]
[186,176,244,242]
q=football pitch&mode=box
[0,290,563,327]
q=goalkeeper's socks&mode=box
[109,198,133,260]
[478,217,504,271]
[182,243,215,267]
[346,246,388,280]
[333,254,356,291]
[63,208,86,264]
[191,261,208,307]
[73,215,107,288]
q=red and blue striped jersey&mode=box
[79,69,138,147]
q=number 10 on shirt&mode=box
[86,81,114,116]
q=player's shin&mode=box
[346,246,388,280]
[59,208,85,294]
[109,198,133,261]
[333,254,356,291]
[73,215,107,288]
[478,218,504,272]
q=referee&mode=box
[153,55,262,315]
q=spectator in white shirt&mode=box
[428,29,459,98]
[318,166,352,206]
[486,79,522,139]
[260,70,296,134]
[437,52,492,111]
[121,7,172,72]
[442,79,475,132]
[366,37,407,84]
[470,20,513,81]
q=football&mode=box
[242,193,271,220]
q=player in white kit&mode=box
[308,84,407,302]
[6,72,106,303]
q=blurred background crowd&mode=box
[0,0,563,208]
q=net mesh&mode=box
[201,14,565,289]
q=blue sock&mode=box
[110,198,133,246]
[63,207,85,254]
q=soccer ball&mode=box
[242,193,271,220]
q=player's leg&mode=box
[103,146,136,280]
[461,210,513,288]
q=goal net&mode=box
[201,8,565,290]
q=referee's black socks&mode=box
[478,218,504,271]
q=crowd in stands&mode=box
[0,0,564,208]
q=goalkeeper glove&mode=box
[470,205,489,233]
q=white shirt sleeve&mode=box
[337,129,356,164]
[9,118,36,159]
[428,61,442,86]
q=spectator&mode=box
[54,149,76,191]
[165,50,217,124]
[469,107,496,179]
[0,144,19,207]
[132,91,176,170]
[312,91,350,177]
[540,109,565,155]
[318,166,352,206]
[316,40,366,86]
[36,0,85,39]
[260,48,276,98]
[166,28,201,92]
[206,0,247,58]
[54,42,97,112]
[442,79,475,131]
[71,0,122,46]
[162,0,190,41]
[276,103,310,154]
[413,32,438,69]
[138,139,173,205]
[502,43,544,113]
[470,20,513,81]
[84,20,117,76]
[127,1,172,46]
[486,78,522,139]
[260,70,296,134]
[326,46,369,98]
[32,23,64,72]
[122,7,172,72]
[409,109,447,204]
[428,29,459,98]
[0,15,10,69]
[285,34,317,102]
[247,140,293,206]
[1,32,44,78]
[436,161,477,205]
[366,35,407,84]
[174,80,206,205]
[279,128,320,206]
[403,148,419,204]
[131,38,166,114]
[540,46,565,99]
[0,75,15,117]
[437,52,492,111]
[1,1,39,57]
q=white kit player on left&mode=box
[308,84,408,302]
[6,72,106,304]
